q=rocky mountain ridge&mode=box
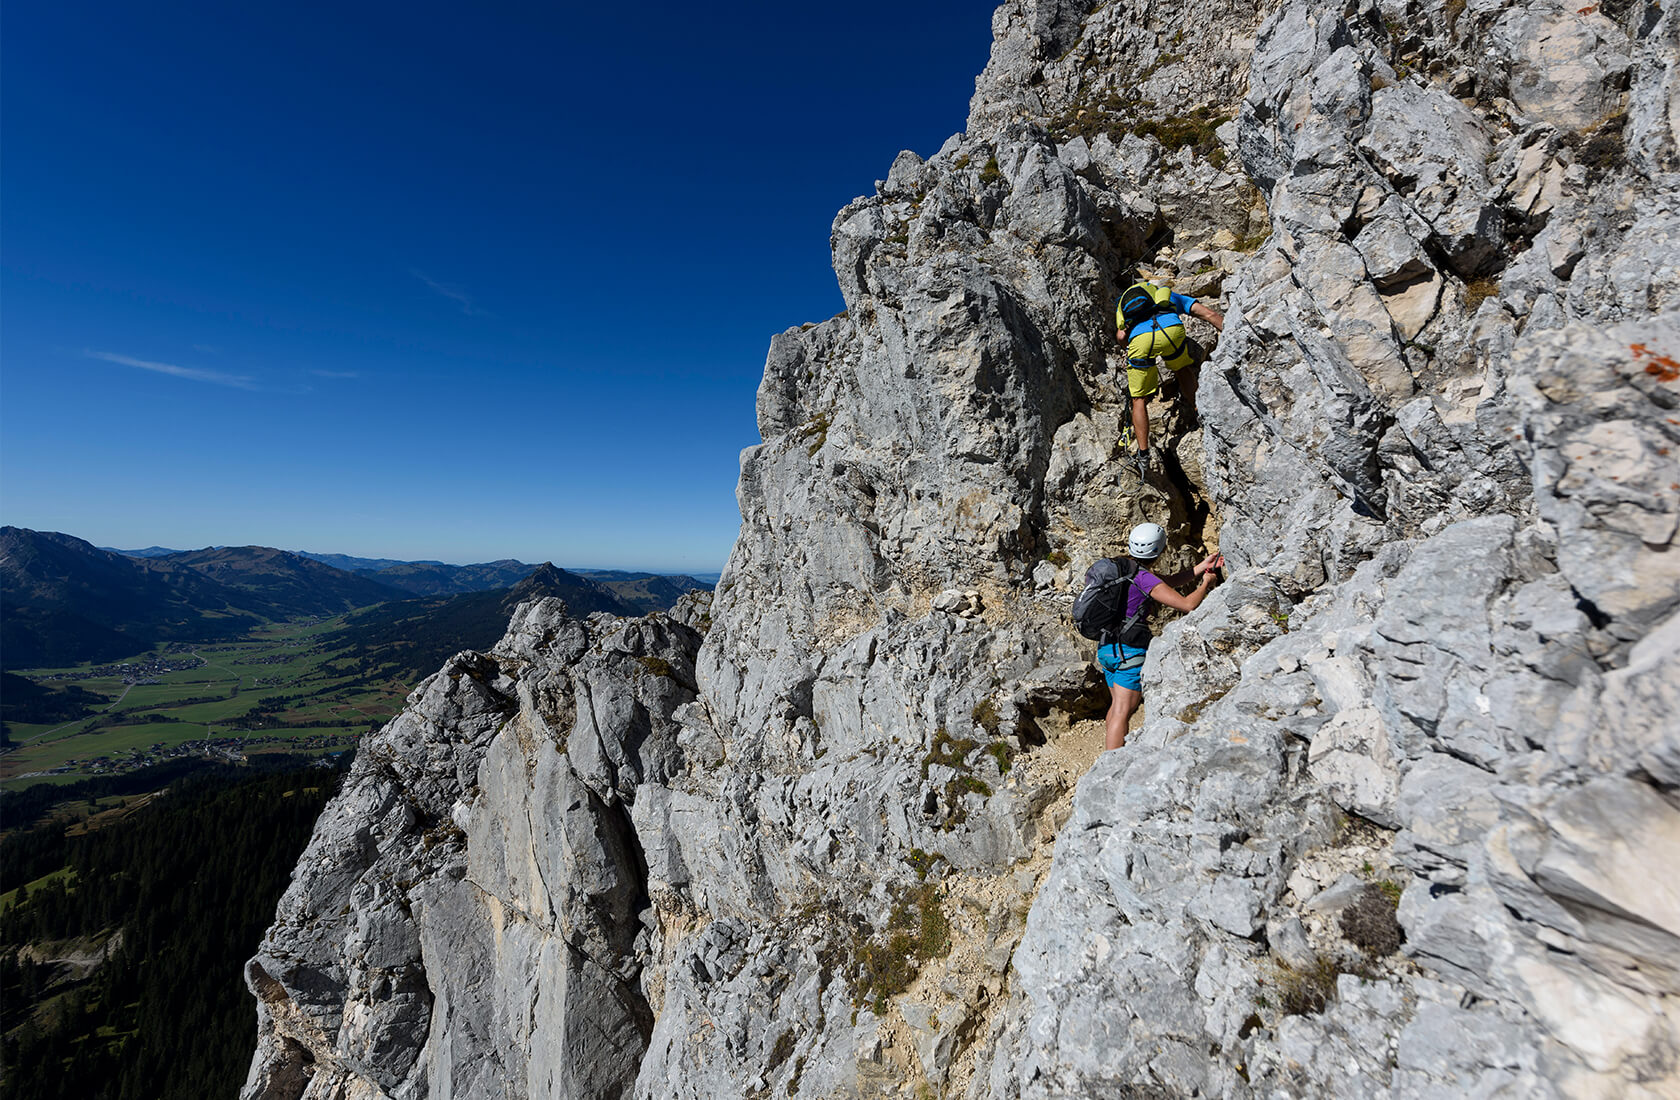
[241,0,1679,1096]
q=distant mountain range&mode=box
[320,564,633,681]
[349,559,541,597]
[107,545,186,559]
[4,528,710,671]
[2,529,404,669]
[573,570,713,615]
[103,547,710,601]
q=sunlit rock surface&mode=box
[244,0,1679,1096]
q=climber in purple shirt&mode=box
[1097,522,1224,751]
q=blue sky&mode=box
[1,1,997,573]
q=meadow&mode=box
[1,616,414,790]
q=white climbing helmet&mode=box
[1128,522,1166,560]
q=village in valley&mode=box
[33,652,208,686]
[13,732,358,783]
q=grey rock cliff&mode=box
[243,0,1679,1096]
[241,599,703,1099]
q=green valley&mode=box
[1,616,406,791]
[0,528,710,801]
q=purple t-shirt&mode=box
[1127,569,1163,621]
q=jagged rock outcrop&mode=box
[241,598,705,1099]
[244,0,1678,1096]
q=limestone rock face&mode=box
[240,598,703,1100]
[975,0,1680,1095]
[243,0,1679,1096]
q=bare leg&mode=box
[1130,396,1150,454]
[1106,684,1142,751]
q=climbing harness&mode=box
[1118,281,1189,363]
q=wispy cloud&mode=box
[86,350,257,389]
[309,368,361,379]
[411,269,485,316]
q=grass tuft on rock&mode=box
[1464,276,1501,311]
[1177,686,1231,724]
[1276,957,1339,1016]
[1341,883,1405,956]
[905,848,944,881]
[984,740,1015,775]
[1049,92,1228,160]
[921,727,978,778]
[1576,112,1628,177]
[851,883,951,1014]
[1134,106,1227,155]
[799,412,832,457]
[1267,944,1383,1018]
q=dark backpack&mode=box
[1118,282,1172,329]
[1072,557,1148,646]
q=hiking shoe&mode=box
[1134,448,1151,481]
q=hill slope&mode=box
[160,546,403,616]
[1,528,262,668]
[0,530,402,670]
[0,763,340,1100]
[293,551,426,573]
[320,564,632,681]
[365,558,539,596]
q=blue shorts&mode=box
[1098,643,1148,692]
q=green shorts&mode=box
[1125,324,1197,398]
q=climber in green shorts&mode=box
[1115,280,1225,480]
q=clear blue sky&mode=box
[1,1,996,573]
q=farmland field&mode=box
[0,616,416,789]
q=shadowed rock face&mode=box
[243,0,1679,1096]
